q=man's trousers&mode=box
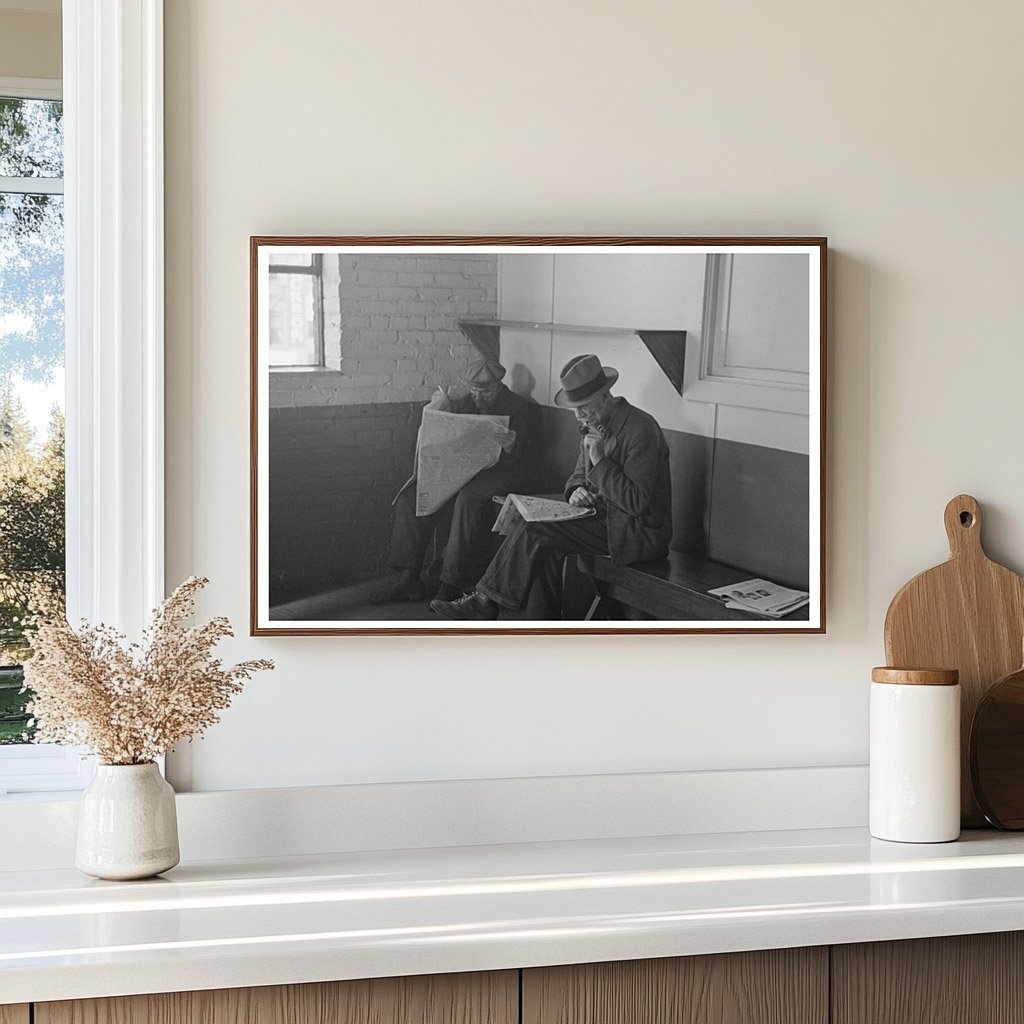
[476,512,610,618]
[388,465,516,590]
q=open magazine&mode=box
[707,578,810,619]
[492,494,597,536]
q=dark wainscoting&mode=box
[268,402,421,604]
[268,400,809,606]
[708,438,810,590]
[531,406,809,590]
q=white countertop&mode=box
[5,826,1024,1004]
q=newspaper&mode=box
[707,578,810,619]
[413,408,509,515]
[492,494,597,536]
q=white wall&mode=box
[164,0,1024,791]
[499,253,714,440]
[498,251,809,450]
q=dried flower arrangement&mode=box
[22,576,273,765]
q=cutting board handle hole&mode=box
[960,511,974,527]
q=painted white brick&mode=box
[357,270,397,285]
[397,331,434,346]
[392,371,427,388]
[339,285,380,298]
[360,300,401,314]
[346,372,393,387]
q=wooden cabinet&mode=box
[522,948,828,1024]
[17,933,1024,1024]
[35,972,517,1024]
[832,932,1024,1024]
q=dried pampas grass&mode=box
[23,576,274,765]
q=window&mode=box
[0,7,166,798]
[0,80,86,798]
[269,253,324,367]
[0,86,64,743]
[683,253,811,414]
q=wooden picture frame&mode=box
[251,236,826,635]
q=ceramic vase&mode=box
[76,762,180,880]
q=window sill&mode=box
[0,789,86,804]
[269,365,339,375]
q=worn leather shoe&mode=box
[430,590,500,620]
[432,582,463,602]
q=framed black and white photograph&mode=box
[250,237,826,635]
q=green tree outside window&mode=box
[0,94,65,743]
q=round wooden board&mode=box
[971,663,1024,829]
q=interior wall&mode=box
[497,252,809,446]
[499,253,710,433]
[164,0,1024,791]
[497,252,811,582]
[0,10,61,80]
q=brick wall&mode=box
[270,253,498,407]
[267,254,498,602]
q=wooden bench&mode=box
[576,549,810,622]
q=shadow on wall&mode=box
[510,364,537,402]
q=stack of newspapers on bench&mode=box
[707,578,810,619]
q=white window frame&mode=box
[683,254,810,414]
[0,0,164,799]
[0,76,64,192]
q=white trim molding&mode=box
[0,765,870,869]
[0,175,63,194]
[63,0,164,633]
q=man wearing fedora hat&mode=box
[386,356,530,603]
[431,353,673,620]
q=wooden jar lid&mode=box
[871,667,960,686]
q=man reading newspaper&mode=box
[431,354,672,621]
[386,358,529,603]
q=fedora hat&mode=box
[461,357,506,387]
[554,354,619,408]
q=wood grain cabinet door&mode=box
[0,1007,30,1024]
[35,971,518,1024]
[832,933,1024,1024]
[523,949,828,1024]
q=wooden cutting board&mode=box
[884,494,1024,827]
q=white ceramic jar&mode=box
[870,667,961,843]
[76,762,180,880]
